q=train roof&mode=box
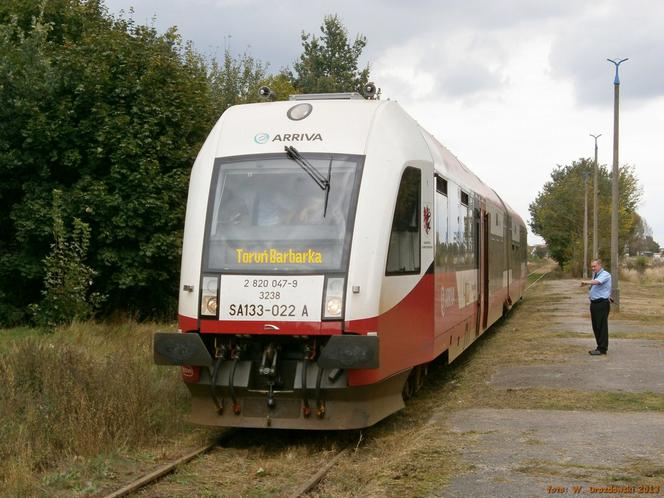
[207,97,524,227]
[419,128,523,226]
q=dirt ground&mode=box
[106,266,664,497]
[317,267,664,497]
[433,274,664,498]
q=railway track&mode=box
[525,260,555,292]
[103,442,216,498]
[102,430,237,498]
[286,444,352,498]
[103,430,358,498]
[525,270,550,291]
[104,269,551,497]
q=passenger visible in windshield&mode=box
[255,176,327,226]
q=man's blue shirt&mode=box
[589,268,612,300]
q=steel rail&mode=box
[103,430,237,498]
[106,271,547,498]
[525,271,550,292]
[288,445,351,498]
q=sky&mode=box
[104,0,664,246]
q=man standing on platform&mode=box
[581,259,612,355]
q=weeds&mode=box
[0,321,190,496]
[622,265,664,284]
[30,190,104,329]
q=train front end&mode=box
[154,96,411,429]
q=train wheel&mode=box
[414,364,428,392]
[402,369,415,400]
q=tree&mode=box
[258,72,297,102]
[290,14,371,94]
[0,0,316,326]
[627,215,660,255]
[209,50,267,110]
[529,158,641,274]
[206,50,294,112]
[0,0,217,323]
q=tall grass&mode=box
[0,321,190,496]
[621,265,664,284]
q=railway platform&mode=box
[439,275,664,497]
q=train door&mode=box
[433,175,448,329]
[505,215,512,309]
[482,212,489,329]
[382,164,435,371]
[474,207,481,338]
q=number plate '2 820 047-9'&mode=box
[218,275,324,322]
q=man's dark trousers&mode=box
[590,299,610,353]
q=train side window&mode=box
[460,191,469,206]
[386,167,421,275]
[436,176,447,195]
[435,190,448,246]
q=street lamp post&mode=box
[607,57,628,311]
[582,171,589,279]
[590,134,601,260]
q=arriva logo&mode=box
[254,133,270,144]
[272,133,322,142]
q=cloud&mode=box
[101,0,664,244]
[549,1,664,107]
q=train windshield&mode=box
[203,153,363,272]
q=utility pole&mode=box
[583,171,589,279]
[607,57,628,311]
[590,134,601,259]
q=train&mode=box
[154,90,528,430]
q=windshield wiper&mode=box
[284,145,331,217]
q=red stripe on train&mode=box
[178,273,523,387]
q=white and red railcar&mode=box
[154,93,528,429]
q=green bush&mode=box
[30,190,104,329]
[635,255,648,274]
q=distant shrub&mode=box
[635,256,648,274]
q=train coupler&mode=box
[266,382,276,409]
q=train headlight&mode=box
[200,275,219,317]
[323,277,345,319]
[287,103,313,121]
[203,296,218,315]
[326,297,343,316]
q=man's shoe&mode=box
[589,349,604,355]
